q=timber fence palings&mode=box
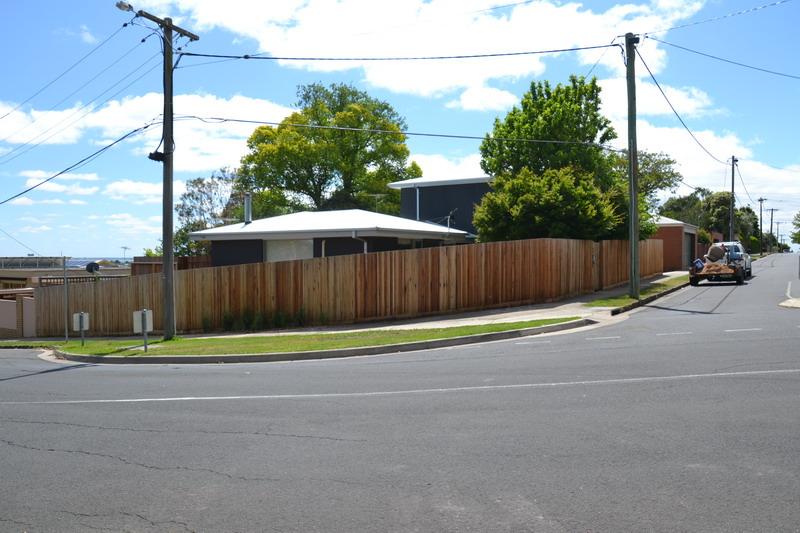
[34,237,663,337]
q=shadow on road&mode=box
[0,362,95,383]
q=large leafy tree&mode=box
[239,83,418,213]
[659,188,712,227]
[609,150,683,210]
[473,167,620,242]
[792,212,800,245]
[480,75,616,185]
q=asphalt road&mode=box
[2,254,799,532]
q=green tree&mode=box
[473,167,620,242]
[239,83,418,213]
[609,150,683,210]
[480,75,616,185]
[791,212,800,245]
[659,188,712,227]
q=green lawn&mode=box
[0,317,578,357]
[584,274,689,308]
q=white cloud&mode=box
[446,85,518,111]
[20,170,100,181]
[103,179,186,204]
[84,92,294,172]
[412,153,484,179]
[9,197,34,206]
[146,0,703,101]
[105,213,162,236]
[598,77,715,122]
[19,225,53,233]
[79,25,97,44]
[23,178,98,196]
[1,93,292,173]
[69,199,88,205]
[0,103,87,145]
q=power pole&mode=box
[625,32,640,300]
[767,208,778,252]
[729,156,738,241]
[776,221,782,249]
[116,2,198,340]
[757,197,766,254]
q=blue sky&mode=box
[1,0,798,257]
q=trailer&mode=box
[689,244,746,286]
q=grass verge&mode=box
[584,275,689,308]
[0,317,578,357]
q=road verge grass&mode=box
[0,317,578,357]
[584,274,689,308]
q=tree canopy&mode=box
[480,75,616,185]
[791,212,800,245]
[239,83,419,213]
[473,167,620,242]
[474,75,680,242]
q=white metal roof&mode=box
[189,209,468,242]
[656,215,698,231]
[388,175,492,189]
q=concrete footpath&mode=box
[39,271,689,365]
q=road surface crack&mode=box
[0,418,364,442]
[1,438,279,483]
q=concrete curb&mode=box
[54,318,596,365]
[610,282,690,316]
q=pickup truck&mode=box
[689,241,750,286]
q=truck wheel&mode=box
[736,270,745,285]
[690,277,699,286]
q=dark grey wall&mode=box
[399,182,490,235]
[313,237,410,257]
[210,240,263,267]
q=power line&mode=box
[174,114,626,152]
[0,21,132,122]
[0,35,158,146]
[0,122,158,207]
[635,48,728,165]
[642,0,795,35]
[177,43,620,63]
[647,37,800,80]
[0,54,161,165]
[0,226,40,256]
[736,163,757,205]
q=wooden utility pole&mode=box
[729,156,738,241]
[625,32,640,299]
[757,197,766,253]
[116,2,198,340]
[767,208,779,252]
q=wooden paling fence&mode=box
[35,238,663,336]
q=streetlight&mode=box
[115,2,198,340]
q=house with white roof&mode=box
[189,208,467,267]
[388,175,492,236]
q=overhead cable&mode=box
[0,55,160,165]
[0,21,132,122]
[174,114,626,153]
[0,35,157,145]
[642,0,794,36]
[735,163,757,204]
[648,37,800,80]
[0,226,40,256]
[0,122,158,207]
[177,43,621,63]
[635,48,728,165]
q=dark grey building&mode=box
[389,176,492,236]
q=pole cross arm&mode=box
[136,10,200,41]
